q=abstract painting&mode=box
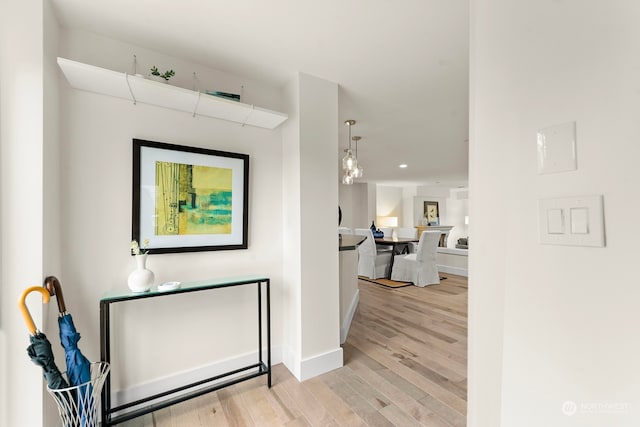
[133,139,249,253]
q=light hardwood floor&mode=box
[121,274,468,426]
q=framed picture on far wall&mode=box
[423,201,440,226]
[132,139,249,254]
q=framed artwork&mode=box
[132,139,249,254]
[423,201,440,225]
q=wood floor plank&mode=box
[322,370,395,427]
[378,404,423,427]
[344,333,465,394]
[347,332,467,417]
[399,359,467,401]
[193,392,229,426]
[279,375,337,426]
[168,397,202,426]
[347,358,454,427]
[217,387,255,426]
[351,318,467,376]
[269,381,305,422]
[119,413,153,427]
[303,375,367,427]
[284,417,312,427]
[262,384,299,424]
[239,384,283,426]
[418,394,466,427]
[339,366,392,410]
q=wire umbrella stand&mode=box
[47,362,110,427]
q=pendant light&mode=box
[341,119,363,185]
[352,136,363,178]
[342,120,356,173]
[342,170,354,185]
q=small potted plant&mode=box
[149,66,175,83]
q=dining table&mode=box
[374,236,419,278]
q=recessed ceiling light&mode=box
[399,164,408,168]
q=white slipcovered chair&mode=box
[379,227,393,237]
[391,230,440,287]
[354,228,392,279]
[397,227,418,253]
[397,227,417,239]
[338,227,353,235]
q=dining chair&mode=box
[379,227,393,237]
[338,227,353,234]
[390,230,440,287]
[397,227,418,253]
[354,228,392,279]
[397,227,418,239]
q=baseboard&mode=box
[437,264,468,277]
[341,289,359,344]
[299,347,343,382]
[112,346,282,407]
[281,346,300,380]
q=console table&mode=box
[100,275,270,426]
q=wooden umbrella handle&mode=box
[18,286,50,335]
[43,276,66,314]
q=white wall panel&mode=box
[470,1,640,426]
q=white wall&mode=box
[367,182,377,225]
[414,185,450,226]
[338,184,352,228]
[376,185,403,225]
[0,1,46,426]
[58,29,286,392]
[402,185,417,227]
[446,188,468,248]
[470,1,640,426]
[338,182,370,229]
[43,1,63,423]
[339,249,359,344]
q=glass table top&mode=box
[101,274,269,302]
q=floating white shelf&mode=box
[57,57,288,130]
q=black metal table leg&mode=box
[258,281,263,368]
[100,301,111,426]
[267,279,271,388]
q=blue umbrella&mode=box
[45,276,92,426]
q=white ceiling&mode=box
[50,0,469,187]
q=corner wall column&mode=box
[281,73,342,381]
[0,1,47,426]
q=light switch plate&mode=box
[538,195,605,247]
[537,122,577,174]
